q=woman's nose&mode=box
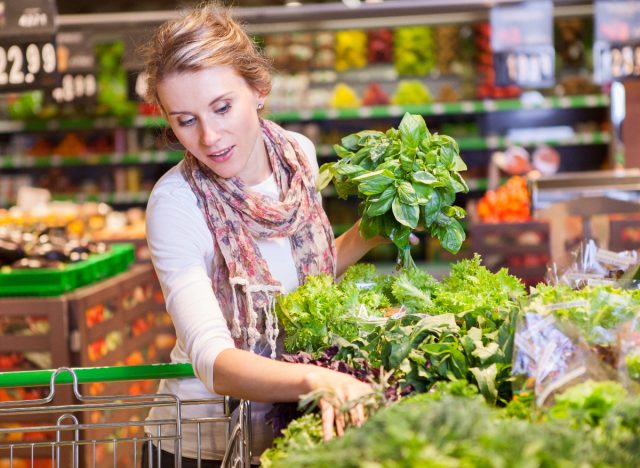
[200,122,221,146]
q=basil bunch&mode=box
[319,113,468,268]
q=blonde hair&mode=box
[141,2,272,106]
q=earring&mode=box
[257,102,264,110]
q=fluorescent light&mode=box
[285,0,302,6]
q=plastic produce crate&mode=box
[0,243,136,297]
[470,221,550,286]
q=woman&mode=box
[140,2,385,467]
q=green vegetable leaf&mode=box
[443,205,467,219]
[440,218,465,254]
[354,169,395,196]
[316,164,334,191]
[359,214,384,239]
[400,146,417,172]
[392,197,419,229]
[423,190,441,225]
[367,185,397,217]
[341,134,360,150]
[451,172,469,193]
[470,364,498,404]
[334,163,365,178]
[450,154,467,172]
[412,182,433,204]
[412,170,439,185]
[399,113,428,149]
[333,144,353,159]
[440,143,457,168]
[397,181,419,205]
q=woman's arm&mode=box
[334,221,386,277]
[214,348,370,439]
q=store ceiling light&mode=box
[285,0,302,6]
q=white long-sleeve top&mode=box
[144,131,318,459]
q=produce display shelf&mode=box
[50,191,151,205]
[0,243,135,297]
[0,150,184,169]
[0,95,609,134]
[316,130,611,157]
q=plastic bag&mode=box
[547,239,638,289]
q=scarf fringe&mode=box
[230,277,282,359]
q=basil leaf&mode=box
[451,171,469,193]
[397,181,419,206]
[341,134,360,150]
[317,164,334,191]
[437,187,456,206]
[358,176,395,196]
[399,113,427,149]
[440,144,457,169]
[359,214,384,239]
[369,140,389,163]
[412,182,433,204]
[412,170,438,185]
[389,225,411,251]
[334,163,365,177]
[367,185,396,216]
[443,205,467,219]
[441,218,466,253]
[423,189,441,225]
[399,146,416,172]
[333,144,353,159]
[392,196,419,229]
[450,154,467,171]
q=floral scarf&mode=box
[181,119,336,358]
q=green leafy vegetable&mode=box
[319,113,468,268]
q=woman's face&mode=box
[157,65,268,185]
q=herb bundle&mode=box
[319,113,468,268]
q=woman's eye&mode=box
[178,117,196,127]
[215,104,231,115]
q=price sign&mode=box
[490,0,554,88]
[494,47,555,88]
[50,29,96,105]
[0,0,59,92]
[594,1,640,83]
[594,41,640,83]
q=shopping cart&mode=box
[0,363,251,468]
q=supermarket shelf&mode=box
[50,191,151,205]
[0,150,184,169]
[0,130,609,170]
[0,94,609,134]
[316,131,611,158]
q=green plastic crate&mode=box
[0,243,136,297]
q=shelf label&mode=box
[594,0,640,83]
[490,0,555,88]
[0,0,58,92]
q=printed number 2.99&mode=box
[0,43,56,86]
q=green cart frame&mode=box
[0,364,251,468]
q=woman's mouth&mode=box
[207,146,235,163]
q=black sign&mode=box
[490,0,554,88]
[51,30,96,105]
[494,46,555,88]
[594,41,640,83]
[0,0,58,92]
[594,1,640,83]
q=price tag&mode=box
[127,70,148,102]
[494,47,555,88]
[50,29,97,105]
[594,41,640,83]
[0,0,58,92]
[490,1,554,88]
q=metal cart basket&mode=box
[0,363,251,468]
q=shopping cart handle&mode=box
[0,363,196,388]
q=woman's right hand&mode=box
[303,367,372,441]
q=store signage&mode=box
[122,27,153,102]
[51,30,97,104]
[593,0,640,83]
[0,0,59,92]
[490,0,555,88]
